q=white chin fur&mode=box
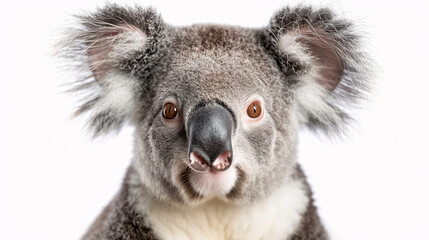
[189,167,237,197]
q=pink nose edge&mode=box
[212,151,231,171]
[189,152,210,172]
[189,151,231,172]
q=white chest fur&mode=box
[143,180,309,240]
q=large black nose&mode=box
[188,104,234,172]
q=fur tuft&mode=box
[266,5,373,135]
[55,4,167,136]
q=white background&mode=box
[0,0,428,239]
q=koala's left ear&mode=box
[56,4,168,136]
[265,6,372,135]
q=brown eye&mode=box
[247,101,262,118]
[162,103,178,119]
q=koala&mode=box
[57,3,371,240]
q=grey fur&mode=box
[56,3,372,240]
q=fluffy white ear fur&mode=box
[87,24,147,81]
[270,7,372,135]
[267,5,373,135]
[278,29,344,131]
[57,18,147,136]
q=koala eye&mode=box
[246,101,262,119]
[162,103,178,119]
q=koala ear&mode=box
[266,6,372,135]
[56,4,167,136]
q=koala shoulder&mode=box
[81,168,158,240]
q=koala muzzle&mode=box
[188,104,234,172]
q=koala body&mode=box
[58,4,371,240]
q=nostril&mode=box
[212,151,231,172]
[189,152,210,172]
[189,151,232,172]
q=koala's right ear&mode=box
[56,4,167,136]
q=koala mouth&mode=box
[185,151,235,198]
[179,164,246,202]
[189,151,231,172]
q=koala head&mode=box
[58,4,371,205]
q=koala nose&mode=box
[188,104,234,172]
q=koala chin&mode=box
[57,3,372,240]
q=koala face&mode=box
[58,5,370,205]
[132,25,297,204]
